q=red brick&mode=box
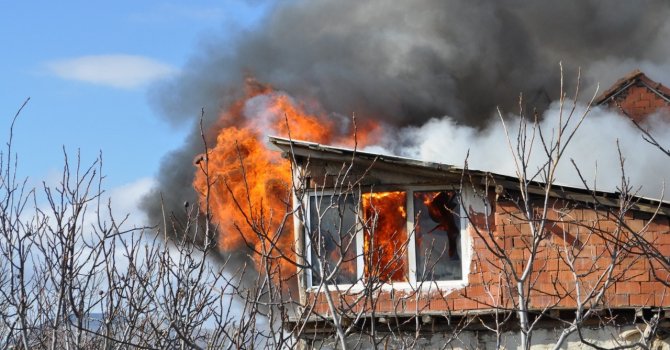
[606,293,630,307]
[629,293,654,306]
[468,272,483,284]
[481,284,502,301]
[640,281,664,294]
[476,296,497,308]
[557,295,578,307]
[650,268,670,283]
[575,257,596,271]
[513,261,527,275]
[404,296,430,313]
[430,297,453,311]
[465,285,487,298]
[651,99,669,108]
[533,257,557,271]
[646,217,670,233]
[531,295,558,307]
[546,249,561,261]
[453,298,480,310]
[472,237,488,248]
[322,303,336,314]
[620,99,633,109]
[503,237,514,249]
[627,259,648,271]
[655,292,670,306]
[623,219,647,232]
[595,219,622,234]
[625,270,650,282]
[557,271,577,283]
[513,237,528,248]
[616,282,641,294]
[505,212,534,225]
[651,233,670,245]
[634,99,651,108]
[533,270,555,284]
[509,248,525,260]
[495,215,510,228]
[533,283,557,294]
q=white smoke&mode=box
[371,104,670,200]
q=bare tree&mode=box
[4,64,670,350]
[455,67,670,350]
[0,101,282,349]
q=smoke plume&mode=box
[373,106,670,199]
[142,0,670,232]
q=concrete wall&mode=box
[305,326,670,349]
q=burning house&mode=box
[257,73,670,349]
[271,136,670,349]
[182,71,670,348]
[135,0,670,347]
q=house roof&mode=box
[594,69,670,106]
[269,136,670,215]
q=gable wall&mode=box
[603,83,670,122]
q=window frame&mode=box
[304,186,470,292]
[304,189,364,290]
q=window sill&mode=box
[306,279,468,295]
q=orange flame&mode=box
[193,79,380,275]
[362,191,408,282]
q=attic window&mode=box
[307,193,359,286]
[413,191,462,281]
[362,191,409,283]
[305,188,468,289]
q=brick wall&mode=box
[305,197,670,315]
[604,83,670,122]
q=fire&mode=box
[416,191,460,259]
[362,191,408,282]
[193,79,379,275]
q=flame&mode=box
[328,247,357,281]
[362,191,408,282]
[416,191,460,259]
[193,79,380,275]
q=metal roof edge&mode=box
[268,136,670,212]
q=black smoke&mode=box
[142,0,670,231]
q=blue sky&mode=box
[1,2,270,223]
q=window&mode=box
[305,188,467,289]
[307,194,359,286]
[412,191,462,281]
[362,191,408,283]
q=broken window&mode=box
[308,194,359,286]
[305,188,466,288]
[362,191,409,283]
[413,191,462,281]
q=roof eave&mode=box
[269,136,670,214]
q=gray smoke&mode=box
[371,106,670,199]
[142,0,670,232]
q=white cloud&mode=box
[98,177,156,228]
[46,54,178,89]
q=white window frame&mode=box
[304,189,363,290]
[304,186,471,292]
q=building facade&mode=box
[271,135,670,349]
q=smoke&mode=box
[372,105,670,199]
[153,0,670,127]
[143,0,670,231]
